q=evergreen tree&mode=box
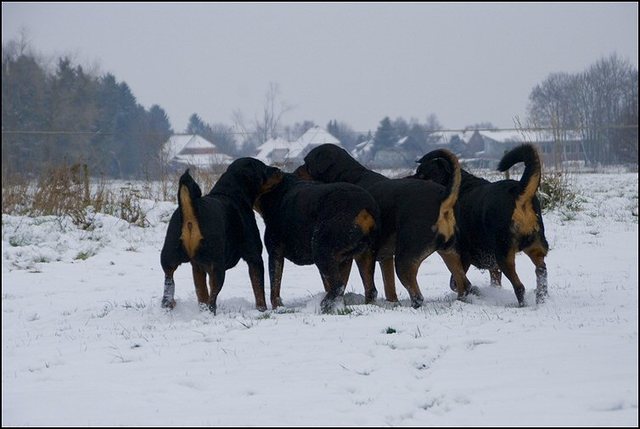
[373,117,398,151]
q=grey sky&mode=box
[2,2,638,134]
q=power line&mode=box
[1,124,637,137]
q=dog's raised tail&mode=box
[498,144,542,201]
[420,149,461,242]
[178,169,203,259]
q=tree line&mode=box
[2,41,172,179]
[527,53,638,165]
[2,38,637,180]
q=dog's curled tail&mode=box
[497,144,542,202]
[419,149,461,212]
[420,149,461,241]
[178,169,203,259]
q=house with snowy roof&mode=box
[254,126,342,170]
[162,134,233,171]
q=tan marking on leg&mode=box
[354,252,377,303]
[248,263,267,311]
[191,263,209,304]
[380,258,398,302]
[179,184,203,259]
[524,242,548,300]
[395,259,424,307]
[499,248,526,306]
[438,251,471,298]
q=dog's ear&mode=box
[415,158,450,186]
[259,165,284,194]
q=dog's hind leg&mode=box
[438,251,472,299]
[247,258,267,312]
[490,269,502,288]
[192,263,210,308]
[268,250,285,309]
[161,267,177,309]
[394,256,425,309]
[319,273,346,314]
[315,257,345,313]
[354,251,378,304]
[160,236,187,309]
[497,250,526,307]
[379,258,398,303]
[206,268,225,315]
[340,258,354,290]
[524,244,548,304]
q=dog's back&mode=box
[257,174,379,266]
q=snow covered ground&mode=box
[2,172,638,426]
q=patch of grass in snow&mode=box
[8,234,29,247]
[122,300,147,310]
[74,250,94,261]
[335,306,363,316]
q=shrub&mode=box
[538,170,581,213]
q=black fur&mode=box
[256,171,381,313]
[414,144,550,306]
[160,159,280,313]
[296,144,470,308]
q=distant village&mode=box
[163,125,587,173]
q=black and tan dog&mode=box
[295,144,471,308]
[160,159,282,314]
[254,162,381,313]
[413,144,549,306]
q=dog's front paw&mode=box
[535,288,548,304]
[161,297,176,309]
[271,297,283,309]
[320,297,335,314]
[208,302,217,315]
[365,288,378,304]
[410,295,424,309]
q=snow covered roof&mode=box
[254,127,342,164]
[163,134,233,167]
[429,131,473,145]
[476,130,526,143]
[254,137,299,164]
[163,134,217,159]
[289,126,341,158]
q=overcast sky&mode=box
[2,2,638,134]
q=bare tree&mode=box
[254,82,293,145]
[232,82,293,155]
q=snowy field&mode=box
[2,172,638,426]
